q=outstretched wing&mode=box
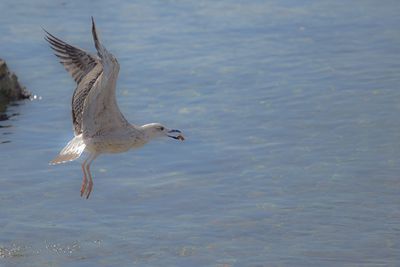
[44,30,99,84]
[45,27,103,135]
[81,17,130,138]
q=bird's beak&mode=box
[167,129,185,141]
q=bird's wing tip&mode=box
[91,16,96,30]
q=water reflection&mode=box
[0,102,21,144]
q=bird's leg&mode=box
[84,153,97,199]
[85,163,93,199]
[80,158,89,197]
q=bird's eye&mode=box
[159,126,164,131]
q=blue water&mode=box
[1,1,400,266]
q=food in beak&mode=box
[168,129,185,141]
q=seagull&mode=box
[45,17,184,199]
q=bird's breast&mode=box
[84,129,146,154]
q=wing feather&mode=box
[45,18,128,139]
[72,65,103,135]
[81,18,129,137]
[45,28,104,135]
[44,30,99,84]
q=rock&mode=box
[0,58,31,104]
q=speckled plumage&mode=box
[46,17,184,199]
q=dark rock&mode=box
[0,59,31,104]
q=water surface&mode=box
[0,1,400,266]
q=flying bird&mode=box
[45,17,184,199]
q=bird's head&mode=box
[141,123,185,142]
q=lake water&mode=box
[1,1,400,266]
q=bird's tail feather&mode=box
[50,134,86,165]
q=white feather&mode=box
[50,134,86,165]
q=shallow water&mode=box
[1,1,400,266]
